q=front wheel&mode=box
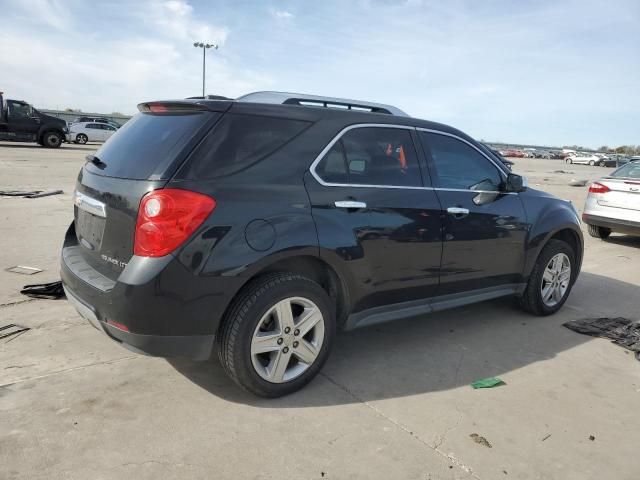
[589,160,596,166]
[599,160,606,167]
[76,134,88,144]
[588,224,611,239]
[42,131,62,148]
[217,273,335,397]
[519,239,576,316]
[566,158,572,164]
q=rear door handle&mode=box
[335,200,367,209]
[447,207,469,217]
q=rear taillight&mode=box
[588,182,610,194]
[134,189,216,257]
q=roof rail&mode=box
[235,91,408,117]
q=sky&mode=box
[1,0,638,148]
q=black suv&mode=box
[61,92,583,397]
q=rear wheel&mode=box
[588,224,611,239]
[519,239,576,316]
[76,134,88,144]
[217,273,335,397]
[599,160,606,167]
[42,131,62,148]
[566,158,572,164]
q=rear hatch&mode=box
[597,163,640,211]
[72,101,227,280]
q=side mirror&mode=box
[505,173,527,193]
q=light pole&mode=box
[193,42,218,97]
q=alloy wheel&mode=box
[540,253,571,307]
[251,296,325,383]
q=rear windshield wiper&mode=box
[86,154,107,169]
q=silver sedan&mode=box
[582,161,640,238]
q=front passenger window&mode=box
[420,132,502,191]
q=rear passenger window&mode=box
[182,114,310,179]
[420,132,503,191]
[316,127,421,187]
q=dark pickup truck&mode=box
[0,97,68,147]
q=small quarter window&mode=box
[316,127,421,187]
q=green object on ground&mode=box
[471,377,505,389]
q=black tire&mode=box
[519,239,576,316]
[217,272,335,397]
[599,160,606,167]
[42,131,62,148]
[589,160,595,166]
[588,224,611,239]
[566,158,572,164]
[76,134,88,144]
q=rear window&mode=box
[610,163,640,179]
[86,111,217,180]
[178,113,310,179]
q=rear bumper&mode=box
[60,233,243,360]
[64,284,214,360]
[582,213,640,235]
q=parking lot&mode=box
[1,142,639,479]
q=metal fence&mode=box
[40,109,132,126]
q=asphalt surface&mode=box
[1,141,639,479]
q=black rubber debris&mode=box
[0,324,30,340]
[563,317,640,361]
[20,281,66,299]
[0,189,63,198]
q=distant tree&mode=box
[615,146,627,154]
[598,145,609,152]
[64,107,82,112]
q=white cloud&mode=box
[0,0,270,114]
[147,0,229,43]
[5,0,75,30]
[273,10,295,20]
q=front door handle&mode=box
[447,206,469,217]
[335,200,367,209]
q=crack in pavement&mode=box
[319,372,480,479]
[0,298,36,308]
[0,355,139,388]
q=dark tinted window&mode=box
[87,111,216,179]
[8,101,31,118]
[181,113,310,179]
[316,127,421,187]
[420,132,502,191]
[86,123,100,129]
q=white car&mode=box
[67,122,117,144]
[583,161,640,238]
[565,153,601,166]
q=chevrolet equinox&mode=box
[61,92,583,397]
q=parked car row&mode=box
[496,148,564,159]
[493,146,632,168]
[565,153,617,167]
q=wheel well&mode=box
[224,256,349,330]
[39,129,62,141]
[261,256,348,325]
[549,229,581,260]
